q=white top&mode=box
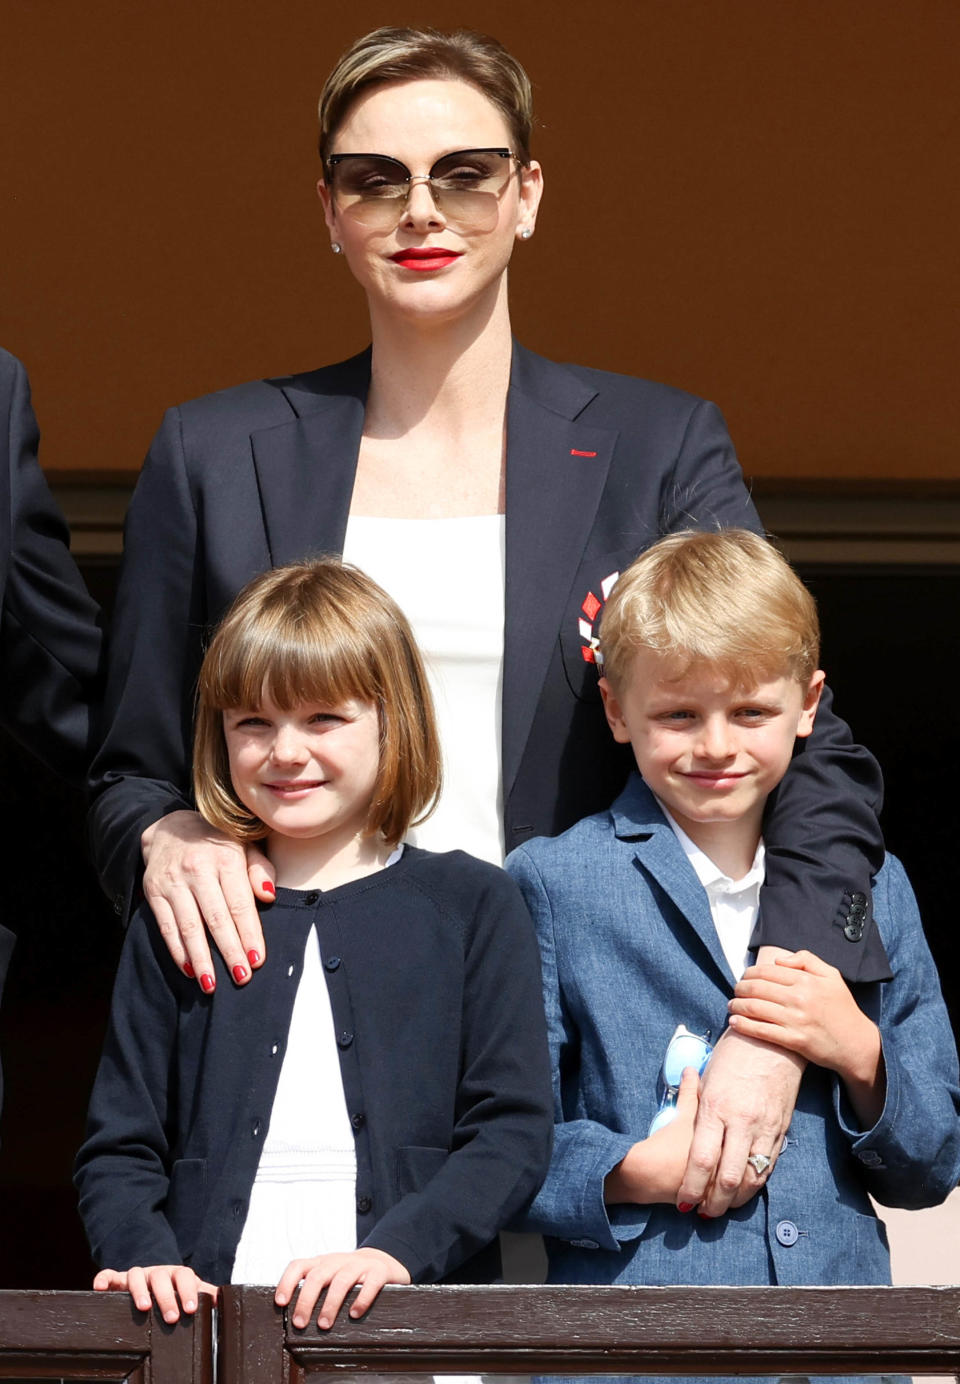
[343,514,506,864]
[658,804,765,982]
[231,848,403,1285]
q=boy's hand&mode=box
[141,809,274,989]
[605,1067,700,1204]
[93,1265,219,1322]
[728,949,884,1126]
[276,1248,411,1330]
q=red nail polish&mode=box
[182,962,195,979]
[247,950,261,967]
[200,973,216,994]
[262,881,276,897]
[233,964,248,983]
[697,1209,713,1219]
[678,1202,694,1213]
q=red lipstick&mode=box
[390,248,462,272]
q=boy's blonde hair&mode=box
[194,559,441,847]
[599,529,820,691]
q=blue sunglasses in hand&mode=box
[647,1024,713,1136]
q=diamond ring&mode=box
[747,1153,772,1175]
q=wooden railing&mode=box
[2,1286,959,1383]
[0,1288,213,1381]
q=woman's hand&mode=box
[728,949,885,1128]
[605,1067,700,1205]
[93,1265,218,1322]
[276,1248,411,1330]
[141,810,275,989]
[676,950,806,1217]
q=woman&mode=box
[89,27,886,1216]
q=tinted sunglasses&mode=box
[647,1024,713,1136]
[325,148,521,230]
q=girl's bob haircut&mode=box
[318,26,535,167]
[194,558,441,847]
[599,528,821,692]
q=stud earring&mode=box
[519,228,533,240]
[331,242,342,255]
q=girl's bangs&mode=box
[208,613,381,713]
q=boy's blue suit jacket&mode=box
[507,774,960,1287]
[87,344,889,981]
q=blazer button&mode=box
[775,1219,799,1247]
[356,1195,372,1214]
[338,1031,354,1048]
[850,892,867,906]
[303,890,320,906]
[325,955,342,971]
[844,921,864,942]
[351,1112,366,1130]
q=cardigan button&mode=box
[356,1195,372,1214]
[338,1031,354,1049]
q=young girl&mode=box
[76,559,552,1329]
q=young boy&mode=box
[507,528,960,1287]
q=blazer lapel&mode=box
[612,779,738,990]
[251,353,370,567]
[502,345,620,798]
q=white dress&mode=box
[343,514,506,864]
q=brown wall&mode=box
[3,0,958,482]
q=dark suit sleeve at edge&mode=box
[1,353,102,781]
[661,398,890,983]
[88,408,203,920]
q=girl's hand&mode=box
[276,1248,411,1330]
[141,809,274,990]
[728,950,884,1127]
[605,1066,700,1205]
[93,1265,219,1322]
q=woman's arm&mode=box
[87,408,269,979]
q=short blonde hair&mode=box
[599,529,820,691]
[319,27,535,166]
[194,559,441,847]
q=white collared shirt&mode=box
[656,802,765,982]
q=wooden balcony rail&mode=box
[217,1284,960,1383]
[0,1289,213,1382]
[2,1287,959,1384]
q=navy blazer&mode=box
[507,775,960,1288]
[88,344,888,978]
[0,348,102,1100]
[75,848,553,1285]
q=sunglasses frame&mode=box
[324,147,522,225]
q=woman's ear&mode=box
[516,159,544,240]
[795,669,826,739]
[317,180,338,238]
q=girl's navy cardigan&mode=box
[75,848,554,1285]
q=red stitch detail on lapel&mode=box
[581,592,602,621]
[570,449,598,457]
[581,646,596,663]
